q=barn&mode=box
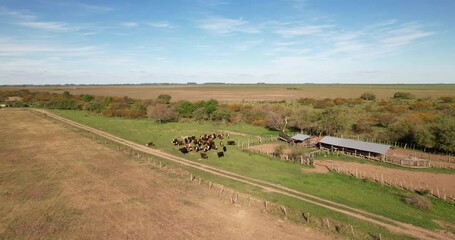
[291,134,311,143]
[317,136,390,160]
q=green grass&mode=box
[50,109,455,232]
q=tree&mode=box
[318,108,348,135]
[63,91,71,98]
[211,109,231,122]
[81,94,94,102]
[430,117,455,152]
[263,105,291,132]
[204,99,219,116]
[176,100,196,118]
[147,104,177,123]
[360,92,376,101]
[156,94,172,104]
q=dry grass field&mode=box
[0,109,331,240]
[3,84,455,102]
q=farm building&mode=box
[292,134,320,146]
[291,134,311,143]
[278,133,294,143]
[318,136,390,160]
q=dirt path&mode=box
[0,109,330,240]
[317,160,455,196]
[31,108,455,240]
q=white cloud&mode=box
[0,6,36,20]
[0,39,97,54]
[18,21,69,31]
[287,0,307,9]
[79,4,113,12]
[275,24,333,37]
[146,21,175,29]
[193,0,230,7]
[380,23,434,49]
[197,17,259,34]
[120,22,139,28]
[233,40,263,52]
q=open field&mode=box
[46,109,455,236]
[0,109,333,239]
[2,84,455,102]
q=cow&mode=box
[200,153,208,159]
[179,147,189,154]
[217,151,224,158]
[227,140,236,145]
[146,141,155,147]
[223,146,227,152]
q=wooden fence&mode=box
[247,147,315,165]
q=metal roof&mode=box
[318,136,390,155]
[292,134,311,141]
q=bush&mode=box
[393,92,415,99]
[360,92,376,100]
[440,96,455,103]
[402,195,432,210]
[415,189,430,196]
[314,98,335,108]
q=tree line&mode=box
[1,89,454,153]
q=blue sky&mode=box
[0,0,454,84]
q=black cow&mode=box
[227,140,236,145]
[223,146,227,152]
[200,153,208,159]
[217,151,224,158]
[179,147,188,154]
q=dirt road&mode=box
[31,108,455,240]
[0,109,330,239]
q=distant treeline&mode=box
[1,89,454,153]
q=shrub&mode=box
[333,97,347,105]
[297,98,316,105]
[440,96,455,103]
[402,195,432,210]
[314,98,335,108]
[415,189,430,196]
[360,92,376,101]
[393,92,415,99]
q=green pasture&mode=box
[50,109,455,233]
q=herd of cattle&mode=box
[172,132,235,159]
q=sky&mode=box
[0,0,454,85]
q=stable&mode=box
[291,134,311,143]
[317,136,390,160]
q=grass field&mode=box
[3,84,455,102]
[51,109,455,233]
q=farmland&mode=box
[0,109,333,239]
[1,84,455,239]
[47,109,455,237]
[3,84,455,102]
